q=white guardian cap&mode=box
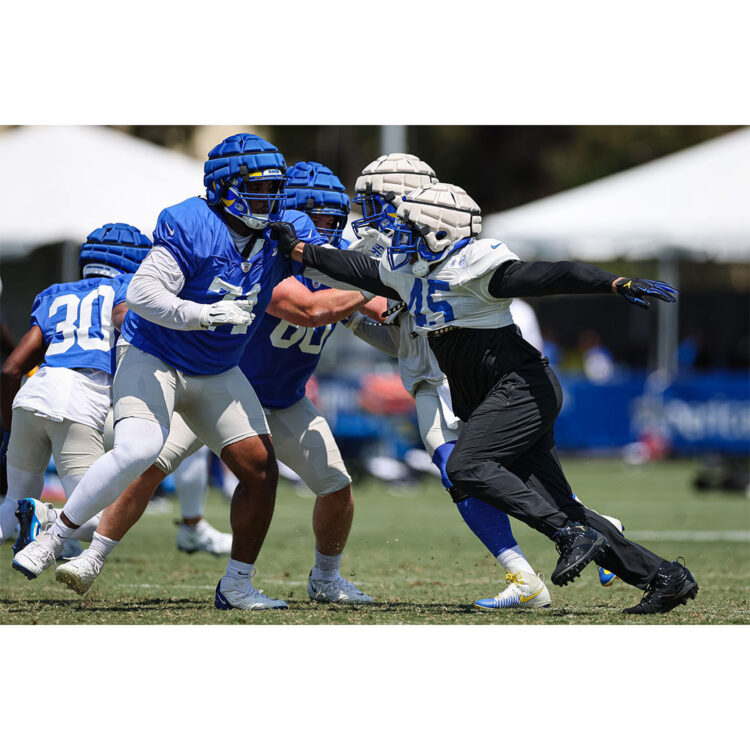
[352,153,438,238]
[389,183,482,271]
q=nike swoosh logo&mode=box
[491,243,502,249]
[520,587,544,603]
[165,222,175,236]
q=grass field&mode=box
[1,458,748,625]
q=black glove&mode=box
[0,429,10,496]
[269,221,299,257]
[614,278,678,309]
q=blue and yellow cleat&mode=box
[12,498,56,556]
[475,570,552,610]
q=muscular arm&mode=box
[1,326,45,431]
[112,302,128,332]
[266,277,367,327]
[360,296,390,323]
[300,244,400,300]
[489,260,619,298]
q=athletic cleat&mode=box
[598,567,617,586]
[307,572,374,604]
[598,514,624,587]
[12,529,62,579]
[214,575,288,610]
[474,569,552,610]
[56,553,103,595]
[623,559,698,615]
[177,519,232,555]
[12,498,56,556]
[551,525,609,586]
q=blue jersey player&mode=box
[0,224,149,552]
[49,161,376,604]
[13,134,307,610]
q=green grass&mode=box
[1,459,748,624]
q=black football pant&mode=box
[445,361,665,589]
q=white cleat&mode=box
[474,570,552,610]
[307,572,374,604]
[214,576,288,610]
[12,530,62,579]
[177,519,233,556]
[56,553,103,595]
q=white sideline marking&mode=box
[627,530,750,543]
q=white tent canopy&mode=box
[0,126,205,257]
[483,127,750,262]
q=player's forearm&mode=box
[274,289,367,328]
[126,249,204,330]
[489,260,618,298]
[301,244,399,300]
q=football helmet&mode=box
[79,223,151,279]
[204,133,287,230]
[352,153,437,238]
[389,183,482,270]
[285,161,350,246]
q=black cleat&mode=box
[551,525,609,586]
[623,559,698,615]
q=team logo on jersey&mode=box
[241,261,251,273]
[311,281,320,289]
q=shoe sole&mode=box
[474,602,551,610]
[11,560,38,579]
[552,535,609,587]
[12,500,34,556]
[56,568,92,596]
[623,579,699,615]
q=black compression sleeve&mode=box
[301,244,399,299]
[488,260,618,298]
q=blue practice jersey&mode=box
[31,275,131,375]
[120,198,305,376]
[240,237,349,409]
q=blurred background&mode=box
[0,124,748,497]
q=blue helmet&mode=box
[204,133,287,230]
[285,161,350,246]
[79,223,151,279]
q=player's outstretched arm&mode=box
[266,277,367,327]
[489,260,677,308]
[270,222,400,300]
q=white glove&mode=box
[348,228,391,259]
[199,300,254,329]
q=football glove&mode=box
[614,278,678,309]
[1,429,10,495]
[348,228,391,259]
[268,221,300,257]
[200,300,254,329]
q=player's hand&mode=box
[613,277,678,309]
[269,221,299,257]
[0,429,10,495]
[200,300,255,329]
[349,228,391,259]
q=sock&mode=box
[70,513,102,542]
[224,558,254,585]
[51,517,76,541]
[311,549,342,581]
[87,531,119,563]
[0,497,19,542]
[496,545,536,576]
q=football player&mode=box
[51,159,374,604]
[0,224,149,553]
[271,181,699,615]
[12,134,311,611]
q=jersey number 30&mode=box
[46,285,115,356]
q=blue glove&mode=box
[614,278,678,309]
[0,429,10,496]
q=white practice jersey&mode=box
[377,238,519,335]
